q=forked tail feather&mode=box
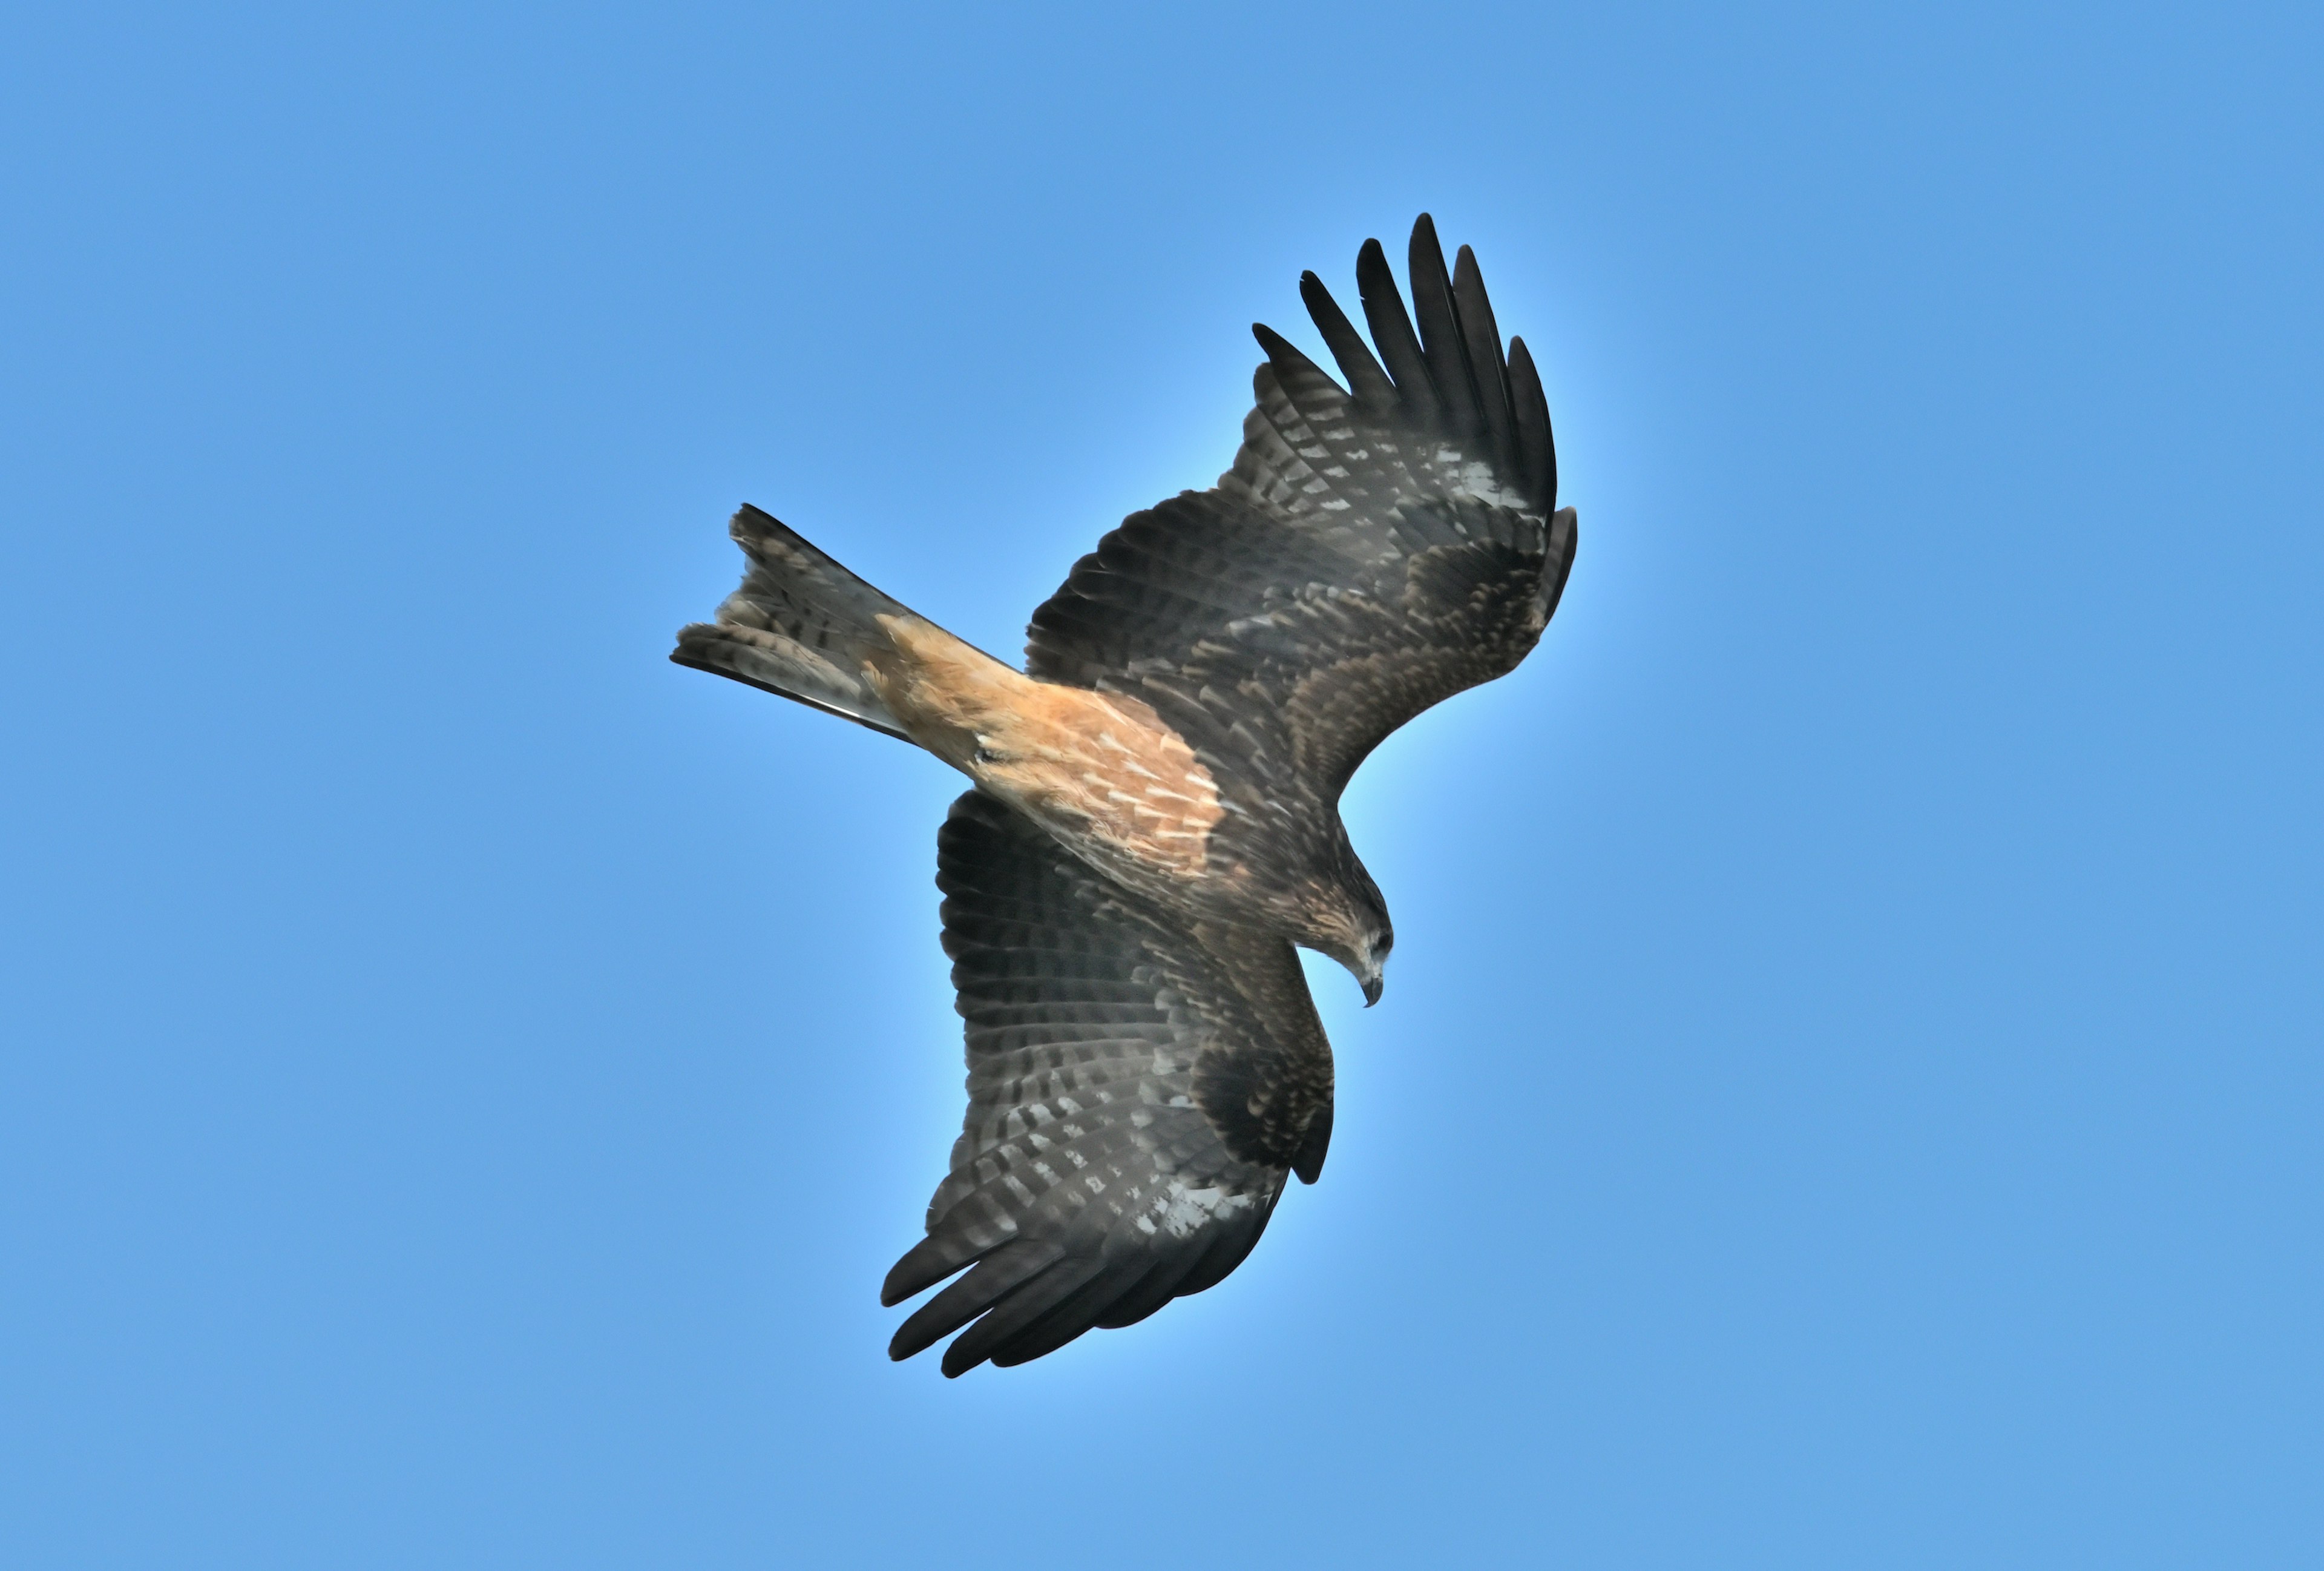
[671,504,916,740]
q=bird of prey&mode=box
[672,214,1577,1375]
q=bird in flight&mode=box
[673,214,1577,1375]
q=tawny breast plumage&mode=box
[865,613,1224,884]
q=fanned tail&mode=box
[671,504,913,740]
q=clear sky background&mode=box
[4,2,2319,1566]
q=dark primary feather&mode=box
[1299,269,1397,414]
[882,791,1333,1375]
[1452,243,1515,467]
[1508,337,1557,510]
[1407,213,1483,434]
[1026,215,1575,801]
[1356,236,1442,426]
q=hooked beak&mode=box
[1361,972,1384,1008]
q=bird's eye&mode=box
[974,745,1002,765]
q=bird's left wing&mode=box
[882,789,1334,1375]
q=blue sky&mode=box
[4,2,2319,1566]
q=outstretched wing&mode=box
[1026,214,1578,801]
[882,790,1334,1376]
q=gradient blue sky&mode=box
[5,3,2319,1566]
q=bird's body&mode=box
[674,216,1577,1374]
[864,613,1230,899]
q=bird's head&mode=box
[1306,849,1393,1007]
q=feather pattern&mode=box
[675,215,1577,1373]
[1028,216,1575,801]
[881,789,1329,1375]
[671,505,914,740]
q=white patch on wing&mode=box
[1457,461,1523,509]
[1151,1179,1256,1240]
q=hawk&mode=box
[674,215,1577,1375]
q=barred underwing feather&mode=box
[1029,218,1571,807]
[878,789,1322,1376]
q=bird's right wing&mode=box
[882,790,1334,1376]
[1025,214,1577,804]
